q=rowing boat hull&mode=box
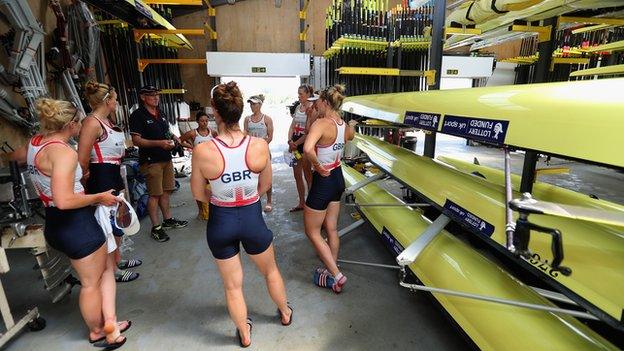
[352,133,624,325]
[342,79,624,168]
[342,165,617,350]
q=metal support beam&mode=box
[533,18,556,84]
[396,215,450,266]
[399,279,599,320]
[338,219,365,238]
[344,173,385,196]
[423,0,445,158]
[520,151,538,193]
[345,203,431,208]
[337,259,400,270]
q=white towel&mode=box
[95,203,118,254]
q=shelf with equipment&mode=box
[569,64,624,78]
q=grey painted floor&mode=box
[3,134,622,350]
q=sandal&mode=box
[89,321,132,343]
[115,270,139,283]
[289,206,304,213]
[93,335,126,350]
[264,204,273,213]
[277,303,293,326]
[235,318,253,348]
[117,259,142,270]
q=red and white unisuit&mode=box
[209,136,260,207]
[292,106,307,136]
[90,115,125,165]
[27,135,84,207]
[315,119,346,171]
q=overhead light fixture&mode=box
[275,0,282,7]
[227,0,235,4]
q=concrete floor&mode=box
[4,134,622,350]
[3,162,468,350]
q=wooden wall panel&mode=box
[173,10,214,107]
[479,39,523,60]
[217,0,300,53]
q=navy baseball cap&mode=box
[139,85,161,94]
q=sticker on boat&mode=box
[443,199,495,237]
[441,115,509,145]
[381,226,404,256]
[404,111,441,131]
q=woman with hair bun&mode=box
[78,80,142,284]
[11,98,127,349]
[244,94,274,212]
[303,85,356,294]
[191,82,291,348]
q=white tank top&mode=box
[90,116,126,165]
[27,135,84,207]
[194,128,213,146]
[209,136,260,207]
[292,106,307,137]
[316,119,346,171]
[246,114,268,139]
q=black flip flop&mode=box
[278,304,293,326]
[117,259,142,270]
[289,206,304,213]
[89,321,132,344]
[115,270,139,283]
[93,335,126,350]
[236,318,253,348]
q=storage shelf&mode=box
[569,64,624,78]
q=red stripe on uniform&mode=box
[93,143,104,163]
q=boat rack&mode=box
[339,79,624,331]
[338,160,600,322]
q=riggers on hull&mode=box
[437,156,624,214]
[342,79,624,169]
[352,133,624,326]
[342,165,617,350]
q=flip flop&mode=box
[289,206,304,213]
[89,321,132,343]
[277,303,293,326]
[93,335,126,350]
[117,259,142,269]
[235,318,253,348]
[264,204,273,213]
[115,270,139,283]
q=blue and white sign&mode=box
[381,227,404,256]
[135,2,153,20]
[441,115,509,145]
[443,199,495,237]
[404,111,441,131]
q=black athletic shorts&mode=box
[292,134,304,154]
[305,166,345,211]
[206,201,273,260]
[44,206,106,260]
[86,163,124,237]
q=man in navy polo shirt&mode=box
[129,85,187,242]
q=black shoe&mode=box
[151,225,170,242]
[162,217,188,229]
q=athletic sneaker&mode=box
[151,225,170,242]
[162,217,188,229]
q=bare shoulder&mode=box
[249,136,269,151]
[47,143,77,162]
[194,138,216,154]
[311,117,331,130]
[82,116,102,129]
